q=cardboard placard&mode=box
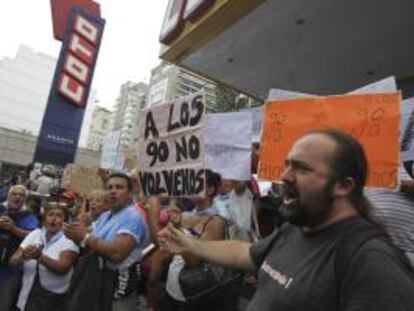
[61,164,104,196]
[137,92,205,197]
[259,93,401,188]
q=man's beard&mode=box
[279,178,336,228]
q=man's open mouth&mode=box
[282,184,299,206]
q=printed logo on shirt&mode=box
[261,261,294,289]
[112,264,139,300]
[113,267,130,299]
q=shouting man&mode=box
[159,129,414,310]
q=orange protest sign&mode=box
[258,93,401,188]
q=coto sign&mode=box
[160,0,215,44]
[56,13,102,107]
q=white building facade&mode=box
[0,45,96,147]
[147,62,217,108]
[0,45,56,135]
[86,106,113,151]
[112,81,148,152]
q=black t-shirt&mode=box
[247,217,414,311]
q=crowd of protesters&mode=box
[0,157,265,311]
[1,129,414,310]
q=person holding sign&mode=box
[159,129,414,311]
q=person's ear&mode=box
[207,186,215,197]
[333,177,355,198]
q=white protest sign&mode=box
[401,98,414,161]
[267,88,314,100]
[240,107,264,143]
[267,76,397,100]
[137,92,205,197]
[205,112,252,181]
[251,107,264,143]
[100,131,124,170]
[349,76,397,95]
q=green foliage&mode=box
[211,84,262,112]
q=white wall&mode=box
[0,45,56,135]
[0,45,97,148]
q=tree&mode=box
[211,84,263,112]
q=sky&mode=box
[0,1,168,109]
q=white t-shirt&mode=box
[16,228,79,311]
[215,193,231,219]
[228,188,254,233]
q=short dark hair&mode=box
[174,198,195,212]
[205,169,221,198]
[43,202,69,222]
[108,172,133,192]
[309,128,370,218]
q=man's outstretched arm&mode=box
[159,224,256,271]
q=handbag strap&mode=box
[33,242,46,286]
[251,202,261,241]
[189,216,214,238]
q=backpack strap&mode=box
[335,222,383,288]
[334,221,383,310]
[334,220,413,309]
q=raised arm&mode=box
[159,224,255,271]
